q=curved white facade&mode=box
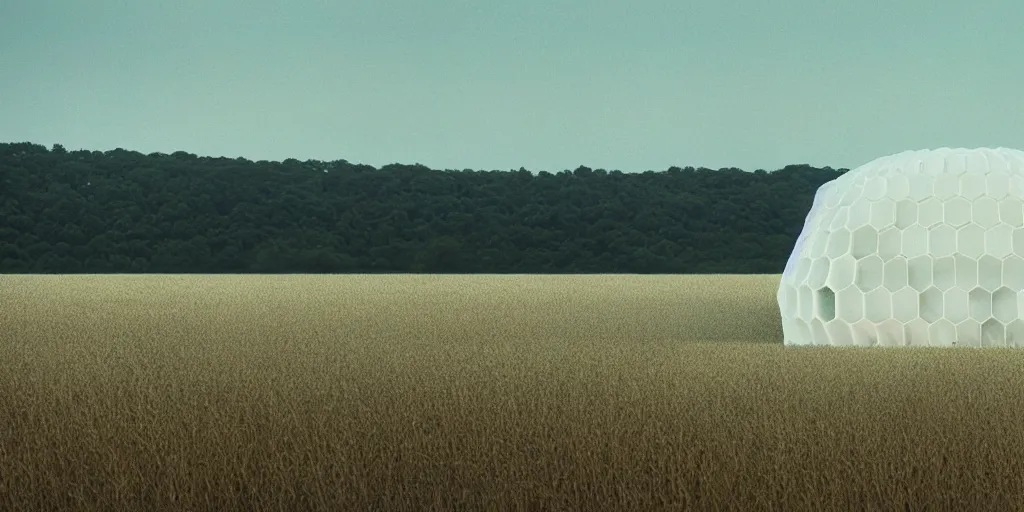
[779,147,1024,347]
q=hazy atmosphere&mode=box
[3,0,1023,172]
[8,3,1024,509]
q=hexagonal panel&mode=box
[795,320,813,346]
[1011,174,1024,199]
[825,319,854,345]
[894,200,917,229]
[993,287,1017,323]
[892,287,918,322]
[907,256,933,291]
[956,224,985,259]
[944,287,970,324]
[1004,256,1024,290]
[999,199,1024,227]
[986,224,1014,259]
[883,257,908,290]
[977,255,1002,292]
[982,318,1006,347]
[878,228,901,261]
[959,174,986,199]
[836,286,864,322]
[920,287,944,322]
[928,225,957,258]
[956,321,981,347]
[798,286,814,321]
[846,201,871,230]
[969,288,993,321]
[973,197,1000,228]
[807,232,828,259]
[850,227,878,259]
[778,284,799,319]
[934,174,959,200]
[933,256,956,291]
[869,199,896,229]
[918,197,944,227]
[808,207,835,233]
[902,225,928,259]
[944,197,972,227]
[855,255,883,292]
[979,148,1006,167]
[1007,176,1024,199]
[1014,229,1024,256]
[808,258,830,289]
[865,289,891,322]
[904,318,931,346]
[852,320,880,346]
[829,207,850,231]
[816,287,836,322]
[823,207,847,232]
[965,151,991,175]
[838,182,865,206]
[863,176,887,201]
[987,173,1010,199]
[792,257,813,286]
[827,255,857,291]
[1007,319,1024,348]
[823,183,843,209]
[907,175,934,201]
[811,318,828,345]
[877,319,905,346]
[886,175,910,201]
[782,317,798,345]
[826,229,852,259]
[954,255,978,290]
[929,318,957,346]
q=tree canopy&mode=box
[0,142,844,273]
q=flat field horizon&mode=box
[3,274,1024,511]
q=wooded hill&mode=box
[0,142,845,273]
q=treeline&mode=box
[0,142,844,274]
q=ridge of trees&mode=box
[0,142,845,273]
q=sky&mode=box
[3,0,1024,173]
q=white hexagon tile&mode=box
[779,147,1024,347]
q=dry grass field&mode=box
[3,274,1024,511]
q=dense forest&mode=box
[0,142,845,274]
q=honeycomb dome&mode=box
[779,147,1024,347]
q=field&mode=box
[3,274,1024,511]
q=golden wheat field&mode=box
[3,274,1024,511]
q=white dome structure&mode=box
[779,147,1024,347]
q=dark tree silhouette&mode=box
[0,142,844,273]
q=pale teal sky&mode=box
[2,1,1023,172]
